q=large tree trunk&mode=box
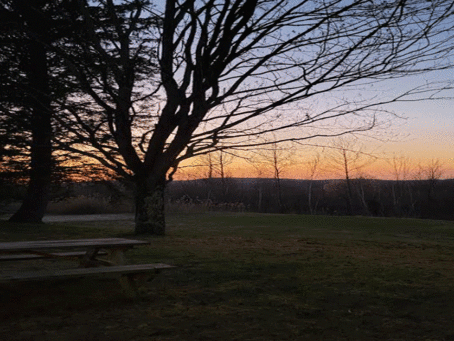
[9,153,51,223]
[9,33,52,223]
[134,174,166,235]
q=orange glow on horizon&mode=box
[173,154,454,181]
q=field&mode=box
[1,212,454,340]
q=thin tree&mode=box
[388,154,414,215]
[325,138,377,214]
[52,0,454,234]
[307,153,321,215]
[198,150,234,180]
[255,142,295,212]
[417,158,444,207]
[195,149,235,202]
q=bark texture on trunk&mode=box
[134,174,166,235]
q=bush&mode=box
[46,195,133,215]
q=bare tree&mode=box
[306,153,321,215]
[201,153,215,179]
[198,150,234,180]
[195,149,235,201]
[390,155,413,182]
[271,142,295,212]
[250,141,296,212]
[325,138,377,214]
[417,158,444,206]
[53,0,454,234]
[248,157,267,212]
[387,154,414,215]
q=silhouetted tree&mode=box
[0,0,64,222]
[416,158,444,216]
[51,0,454,233]
[254,142,295,212]
[325,138,377,214]
[306,153,321,215]
[388,154,414,216]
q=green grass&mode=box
[1,212,454,340]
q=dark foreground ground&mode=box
[1,213,454,340]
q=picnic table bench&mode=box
[0,238,175,296]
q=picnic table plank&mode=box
[0,263,175,282]
[0,250,108,261]
[0,263,176,297]
[0,238,149,253]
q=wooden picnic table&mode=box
[0,237,150,266]
[0,238,150,252]
[0,238,175,296]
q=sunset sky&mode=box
[176,68,454,181]
[101,3,454,182]
[376,69,454,177]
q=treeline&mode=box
[2,177,453,221]
[166,178,454,220]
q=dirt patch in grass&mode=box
[1,213,454,340]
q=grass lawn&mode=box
[1,212,454,340]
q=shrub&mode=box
[46,195,133,215]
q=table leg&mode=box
[107,249,127,265]
[80,248,101,267]
[119,272,157,298]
